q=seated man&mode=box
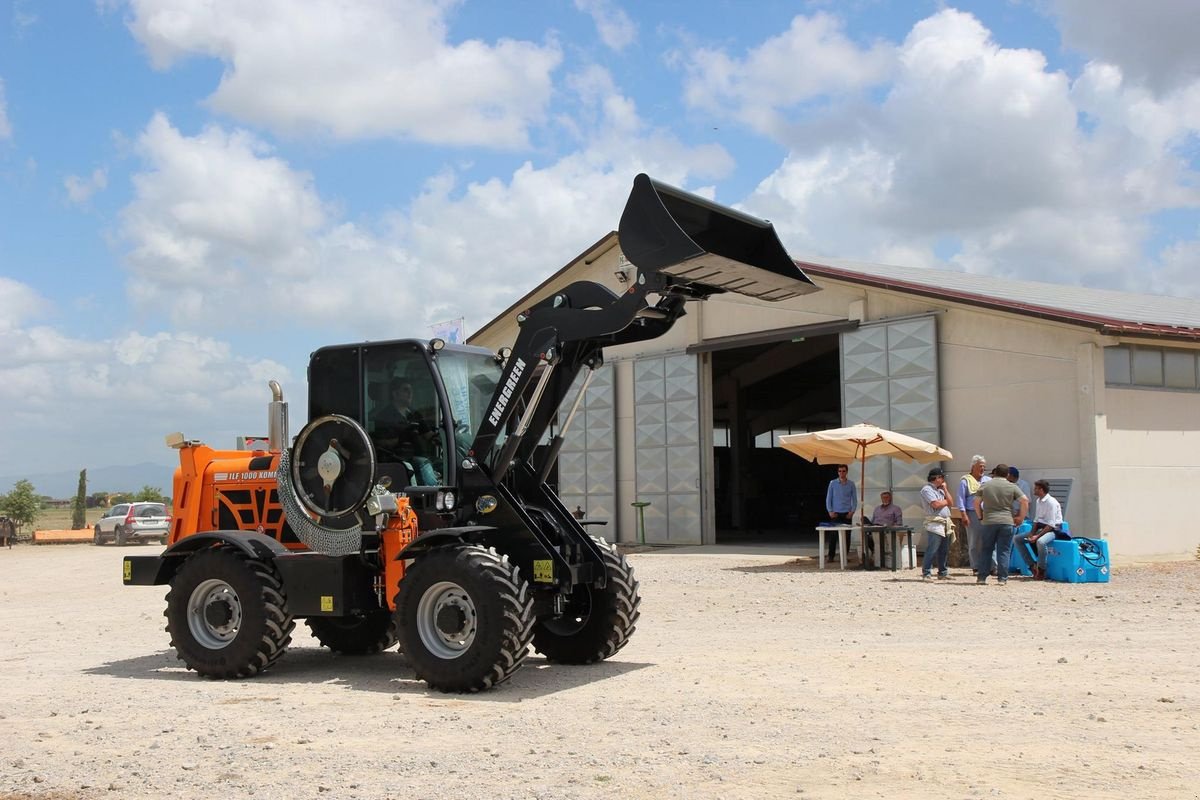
[863,490,903,561]
[1020,479,1064,579]
[373,379,440,486]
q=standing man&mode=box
[973,464,1028,585]
[825,464,857,563]
[957,455,989,576]
[920,469,955,580]
[1007,466,1032,517]
[1023,479,1064,579]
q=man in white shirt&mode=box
[1021,479,1064,579]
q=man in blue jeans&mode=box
[920,468,955,579]
[973,464,1028,585]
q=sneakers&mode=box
[922,574,932,581]
[997,578,1008,585]
[976,578,987,585]
[937,573,951,580]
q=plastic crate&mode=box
[1046,538,1110,583]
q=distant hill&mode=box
[0,462,177,499]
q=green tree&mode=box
[0,479,42,532]
[134,485,166,503]
[71,469,88,529]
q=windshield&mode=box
[436,349,503,455]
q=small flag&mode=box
[429,317,466,344]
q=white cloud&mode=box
[0,78,12,140]
[122,0,562,148]
[64,168,109,205]
[0,276,291,473]
[573,0,636,52]
[0,276,46,329]
[1052,0,1200,95]
[732,9,1200,293]
[680,12,894,138]
[119,88,732,337]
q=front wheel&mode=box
[307,609,397,655]
[531,537,641,664]
[165,545,295,679]
[396,545,534,692]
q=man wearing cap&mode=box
[920,468,955,580]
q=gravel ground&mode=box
[1,543,1198,800]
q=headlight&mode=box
[435,490,457,511]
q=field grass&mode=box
[31,506,106,531]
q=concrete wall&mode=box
[1097,383,1200,556]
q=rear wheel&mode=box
[93,525,103,545]
[531,536,640,664]
[307,609,397,655]
[165,545,294,679]
[396,545,534,692]
[115,526,129,547]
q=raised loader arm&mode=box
[470,173,819,485]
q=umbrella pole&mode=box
[859,451,867,567]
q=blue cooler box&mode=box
[1046,538,1110,583]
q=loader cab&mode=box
[307,338,502,497]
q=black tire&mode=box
[160,534,169,546]
[307,610,397,655]
[531,536,640,664]
[165,545,295,679]
[115,526,129,547]
[395,545,534,693]
[93,525,103,546]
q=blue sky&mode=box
[1,0,1199,481]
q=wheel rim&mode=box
[415,580,477,659]
[187,578,243,650]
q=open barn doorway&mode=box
[706,329,848,544]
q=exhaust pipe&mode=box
[268,380,289,452]
[618,174,818,302]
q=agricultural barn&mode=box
[470,233,1200,559]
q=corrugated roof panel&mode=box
[797,256,1200,332]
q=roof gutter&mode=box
[799,261,1200,343]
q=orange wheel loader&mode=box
[122,174,817,692]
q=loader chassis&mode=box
[123,173,816,692]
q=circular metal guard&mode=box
[291,415,376,518]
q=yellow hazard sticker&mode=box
[532,559,553,583]
[320,596,334,612]
[123,560,131,582]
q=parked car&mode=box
[94,502,170,546]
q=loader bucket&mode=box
[618,173,818,302]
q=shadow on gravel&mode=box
[84,648,653,701]
[725,558,873,574]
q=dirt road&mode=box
[1,544,1198,799]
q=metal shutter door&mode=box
[634,353,702,544]
[841,316,941,528]
[557,364,615,524]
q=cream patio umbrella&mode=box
[779,423,952,554]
